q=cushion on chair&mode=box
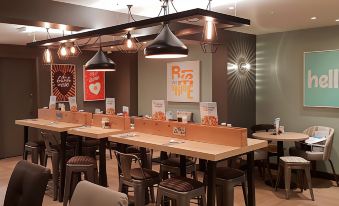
[161,157,195,167]
[67,156,97,165]
[280,156,309,164]
[216,167,245,180]
[25,141,45,147]
[130,168,159,180]
[160,177,204,192]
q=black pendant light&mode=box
[85,37,116,71]
[144,3,188,59]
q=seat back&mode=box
[251,124,275,134]
[303,126,335,160]
[41,130,59,153]
[114,151,144,181]
[70,180,128,206]
[4,160,50,206]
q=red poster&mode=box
[83,69,105,101]
[51,64,76,102]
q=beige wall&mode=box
[138,45,212,122]
[256,25,339,173]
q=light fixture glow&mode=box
[43,48,53,64]
[70,46,76,54]
[206,19,213,40]
[336,19,339,22]
[201,0,219,53]
[127,39,133,48]
[310,16,317,20]
[60,46,67,56]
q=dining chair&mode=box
[3,160,50,206]
[160,153,197,180]
[114,150,160,206]
[23,139,45,165]
[289,126,338,186]
[70,180,128,206]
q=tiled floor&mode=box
[1,154,338,206]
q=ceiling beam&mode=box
[27,8,250,47]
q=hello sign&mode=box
[304,50,339,108]
[51,64,76,102]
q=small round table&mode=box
[252,132,309,188]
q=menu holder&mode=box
[133,117,247,147]
[92,114,130,130]
[38,108,92,125]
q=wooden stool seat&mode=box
[276,156,314,201]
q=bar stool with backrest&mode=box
[275,156,314,200]
[203,167,248,206]
[23,139,45,165]
[63,155,98,206]
[156,176,206,206]
[41,131,75,201]
[114,151,160,206]
[160,153,197,180]
[289,126,338,186]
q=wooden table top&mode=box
[68,126,126,139]
[15,119,82,132]
[252,132,309,142]
[109,132,267,161]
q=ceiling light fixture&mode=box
[118,5,142,53]
[310,16,317,20]
[42,28,53,65]
[85,36,116,71]
[336,19,339,22]
[68,41,81,57]
[144,1,188,59]
[201,0,219,53]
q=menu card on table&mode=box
[200,102,218,126]
[106,98,116,115]
[123,106,129,117]
[68,96,78,112]
[49,96,56,109]
[152,100,166,120]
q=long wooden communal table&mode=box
[67,126,126,187]
[110,132,268,206]
[15,119,82,201]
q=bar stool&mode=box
[275,156,314,201]
[160,156,197,180]
[63,156,98,206]
[156,176,206,206]
[23,140,45,165]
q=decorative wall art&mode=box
[51,64,76,102]
[83,68,105,101]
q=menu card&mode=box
[68,96,78,112]
[106,98,116,115]
[152,100,166,120]
[49,96,56,109]
[177,110,192,122]
[200,102,218,126]
[123,106,129,117]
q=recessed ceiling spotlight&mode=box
[310,17,317,20]
[336,19,339,22]
[228,6,234,10]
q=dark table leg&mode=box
[199,159,207,172]
[77,136,82,156]
[180,155,187,177]
[99,138,108,187]
[247,151,255,206]
[23,126,29,159]
[277,141,284,159]
[207,161,217,206]
[59,132,67,202]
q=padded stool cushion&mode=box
[216,167,244,180]
[67,156,96,165]
[280,156,309,164]
[130,168,159,180]
[161,158,195,167]
[25,141,45,147]
[160,177,204,192]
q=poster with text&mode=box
[51,64,76,102]
[83,69,105,101]
[152,100,166,120]
[167,60,200,102]
[200,102,218,126]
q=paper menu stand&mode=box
[152,100,166,120]
[106,98,116,115]
[49,96,56,109]
[123,106,129,117]
[200,102,218,126]
[68,97,78,112]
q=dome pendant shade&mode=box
[85,49,116,71]
[144,24,188,59]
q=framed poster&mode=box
[167,60,200,102]
[304,49,339,108]
[51,64,76,102]
[83,68,105,101]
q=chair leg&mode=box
[275,165,281,191]
[224,184,235,206]
[242,181,248,206]
[63,167,72,206]
[108,143,113,159]
[51,153,59,201]
[133,183,146,206]
[23,150,28,160]
[296,170,303,192]
[39,149,45,166]
[201,194,207,206]
[31,148,39,164]
[284,166,291,200]
[329,160,339,187]
[149,186,155,203]
[155,188,163,206]
[304,166,314,201]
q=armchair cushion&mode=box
[130,168,159,180]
